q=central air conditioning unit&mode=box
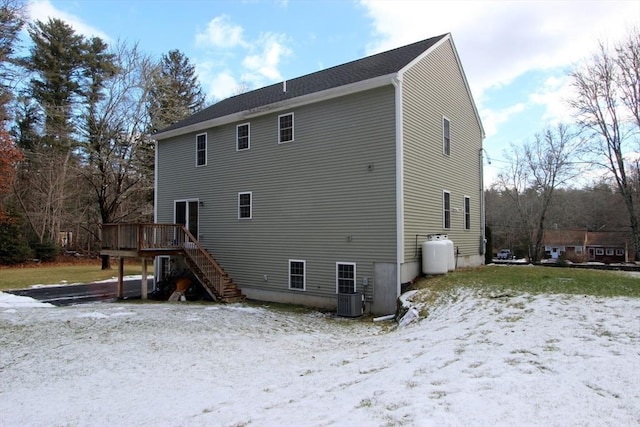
[337,292,363,317]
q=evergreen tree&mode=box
[148,49,205,132]
[0,0,26,124]
[26,18,87,146]
[13,17,88,243]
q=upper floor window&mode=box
[443,191,451,229]
[336,262,356,294]
[238,192,252,219]
[289,260,306,291]
[443,117,450,156]
[237,123,250,151]
[464,196,471,230]
[278,113,294,143]
[196,133,207,166]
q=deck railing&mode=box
[101,223,227,299]
[101,223,185,251]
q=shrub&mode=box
[0,218,33,264]
[31,239,60,262]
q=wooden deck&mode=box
[101,223,244,302]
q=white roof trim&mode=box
[154,73,396,141]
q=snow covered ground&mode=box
[1,290,639,427]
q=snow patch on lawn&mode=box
[0,292,55,309]
[0,290,638,426]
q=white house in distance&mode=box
[151,33,485,315]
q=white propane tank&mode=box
[422,235,448,275]
[442,235,455,271]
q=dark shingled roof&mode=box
[159,34,448,134]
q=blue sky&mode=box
[26,0,640,185]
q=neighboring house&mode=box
[543,229,630,263]
[152,33,485,314]
[585,231,629,263]
[543,229,587,260]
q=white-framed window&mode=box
[596,248,604,256]
[576,246,583,254]
[238,192,252,219]
[289,260,306,291]
[443,116,450,156]
[237,123,250,151]
[443,191,451,229]
[616,249,624,256]
[464,196,471,230]
[278,112,294,143]
[336,262,356,294]
[606,248,614,256]
[196,133,207,166]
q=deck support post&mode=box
[117,257,124,299]
[141,257,148,300]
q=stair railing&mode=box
[179,226,227,300]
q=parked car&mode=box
[497,249,512,260]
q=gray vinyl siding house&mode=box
[153,33,485,315]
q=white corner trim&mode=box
[153,140,158,223]
[392,75,404,297]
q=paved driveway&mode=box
[6,279,153,306]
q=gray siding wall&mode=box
[401,38,484,279]
[156,86,397,310]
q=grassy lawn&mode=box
[0,262,144,291]
[2,262,639,299]
[412,264,640,303]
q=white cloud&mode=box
[194,15,292,100]
[480,103,526,138]
[528,75,576,124]
[359,0,639,97]
[242,32,291,84]
[195,60,239,102]
[195,15,247,49]
[27,0,111,41]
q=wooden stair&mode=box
[180,228,245,303]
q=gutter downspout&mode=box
[480,148,486,258]
[392,75,404,299]
[480,148,490,259]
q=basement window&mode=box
[336,262,356,294]
[289,260,305,290]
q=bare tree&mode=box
[78,42,156,268]
[496,124,579,261]
[570,28,640,259]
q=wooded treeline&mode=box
[0,0,205,265]
[487,27,640,261]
